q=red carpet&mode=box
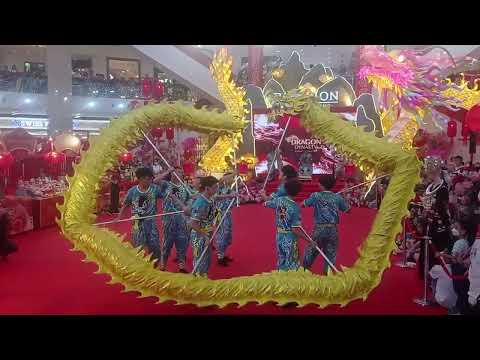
[0,204,445,315]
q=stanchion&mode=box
[413,226,433,306]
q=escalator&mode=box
[133,45,221,105]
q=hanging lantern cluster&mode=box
[166,127,175,141]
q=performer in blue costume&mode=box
[302,175,350,274]
[263,179,305,271]
[269,165,298,199]
[117,167,164,267]
[155,166,192,273]
[189,176,219,277]
[214,172,239,266]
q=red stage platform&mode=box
[0,204,445,315]
[265,177,346,202]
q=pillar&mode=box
[47,46,72,135]
[247,45,264,87]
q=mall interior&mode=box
[1,45,480,315]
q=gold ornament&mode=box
[272,68,285,79]
[200,48,247,173]
[441,75,480,110]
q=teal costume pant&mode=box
[161,214,189,266]
[215,213,232,259]
[132,218,161,261]
[191,230,211,276]
[276,231,300,271]
[303,224,338,274]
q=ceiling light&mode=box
[24,98,32,104]
[88,102,95,108]
[117,103,125,109]
[63,96,68,102]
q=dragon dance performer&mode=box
[269,165,298,199]
[189,176,219,277]
[302,175,350,274]
[156,166,192,273]
[214,172,240,266]
[263,179,305,271]
[116,167,167,267]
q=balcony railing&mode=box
[0,69,196,102]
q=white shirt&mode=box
[430,265,457,309]
[153,164,161,175]
[468,239,480,306]
[452,239,470,258]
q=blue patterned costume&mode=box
[302,191,349,273]
[190,194,216,276]
[158,181,191,267]
[124,185,163,261]
[265,196,301,271]
[214,185,233,259]
[271,183,287,199]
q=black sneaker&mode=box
[217,258,229,266]
[224,256,234,262]
[178,268,189,274]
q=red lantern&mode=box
[0,152,14,170]
[44,151,65,165]
[184,149,193,160]
[238,161,249,174]
[166,127,175,140]
[153,80,164,100]
[447,120,457,138]
[120,152,133,163]
[465,104,480,133]
[151,127,164,138]
[142,76,153,98]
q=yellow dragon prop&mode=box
[57,49,421,308]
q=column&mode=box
[47,46,72,135]
[247,45,264,87]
